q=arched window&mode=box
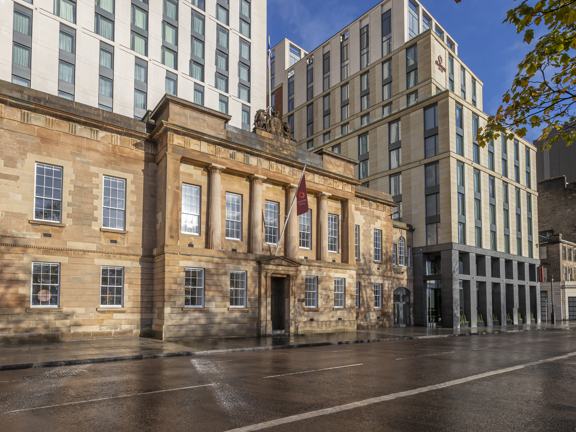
[398,237,406,266]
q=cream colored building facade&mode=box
[2,0,265,129]
[270,0,541,329]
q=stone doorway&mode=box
[271,276,288,333]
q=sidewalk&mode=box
[0,323,572,371]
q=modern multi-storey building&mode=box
[269,0,541,329]
[1,0,265,129]
[0,81,412,341]
[536,122,576,184]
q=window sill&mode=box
[304,308,319,312]
[225,238,242,241]
[29,220,65,228]
[182,307,208,311]
[100,228,127,234]
[333,307,347,311]
[228,307,249,312]
[96,307,126,313]
[26,307,63,312]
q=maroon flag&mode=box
[296,174,309,216]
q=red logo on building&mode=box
[435,55,446,73]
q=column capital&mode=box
[285,183,298,191]
[251,174,267,182]
[209,163,226,174]
[318,191,331,200]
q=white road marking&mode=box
[226,351,576,432]
[263,364,363,379]
[4,383,216,414]
[395,351,455,360]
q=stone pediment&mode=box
[258,256,301,267]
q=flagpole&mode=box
[274,166,306,256]
[268,35,272,116]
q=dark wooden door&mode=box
[271,277,285,330]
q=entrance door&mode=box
[393,288,411,327]
[427,288,442,327]
[271,277,286,331]
[569,297,576,321]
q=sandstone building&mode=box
[268,0,541,328]
[2,0,265,129]
[537,176,576,322]
[0,81,412,341]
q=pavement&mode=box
[0,322,572,371]
[1,329,576,431]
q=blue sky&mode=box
[267,0,538,141]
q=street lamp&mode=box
[551,274,556,325]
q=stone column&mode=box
[250,175,266,254]
[285,184,298,258]
[207,164,225,250]
[341,199,355,264]
[318,192,331,261]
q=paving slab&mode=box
[0,323,571,371]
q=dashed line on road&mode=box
[225,350,576,432]
[395,351,455,360]
[3,383,216,414]
[263,364,363,379]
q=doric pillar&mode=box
[207,164,225,250]
[318,192,331,261]
[250,175,266,254]
[285,184,298,258]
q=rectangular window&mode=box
[328,214,339,253]
[448,56,454,91]
[305,276,318,308]
[241,104,250,131]
[355,225,360,259]
[393,244,397,265]
[131,31,147,56]
[501,136,508,177]
[95,14,114,40]
[230,271,246,308]
[390,148,401,169]
[374,229,382,262]
[102,176,126,230]
[265,201,279,244]
[461,67,466,99]
[390,174,402,196]
[334,278,345,308]
[424,104,439,158]
[31,262,60,307]
[100,266,123,307]
[225,192,242,240]
[408,0,419,39]
[185,268,204,308]
[191,0,204,10]
[457,162,464,186]
[299,210,311,249]
[374,283,382,309]
[219,95,228,114]
[216,4,229,25]
[182,184,201,235]
[472,78,477,106]
[359,160,369,180]
[59,30,74,53]
[238,84,250,103]
[34,163,63,222]
[382,9,392,55]
[426,223,439,245]
[55,0,76,23]
[407,90,418,106]
[360,25,369,69]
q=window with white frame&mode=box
[355,225,360,259]
[374,229,382,261]
[229,271,246,307]
[334,278,345,308]
[398,237,406,266]
[225,192,242,240]
[103,176,126,230]
[34,163,63,223]
[265,201,279,244]
[374,283,382,308]
[182,184,201,235]
[31,262,60,307]
[299,210,311,249]
[305,276,317,308]
[185,268,204,308]
[100,266,123,307]
[328,214,339,253]
[356,281,360,308]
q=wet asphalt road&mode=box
[1,331,576,432]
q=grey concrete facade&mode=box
[414,243,541,329]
